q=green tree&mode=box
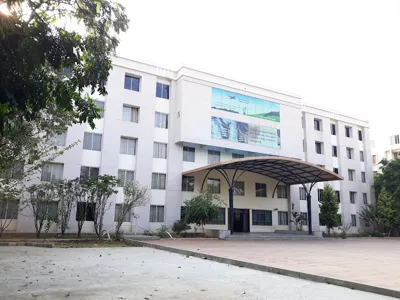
[114,181,150,241]
[183,191,222,233]
[26,182,59,238]
[86,175,119,239]
[377,187,400,235]
[318,184,340,235]
[0,0,129,132]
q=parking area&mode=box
[0,245,395,300]
[147,238,400,293]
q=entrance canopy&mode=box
[182,156,343,235]
[182,156,343,185]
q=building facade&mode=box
[7,57,374,235]
[371,133,400,173]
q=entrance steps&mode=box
[223,231,322,241]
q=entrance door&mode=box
[233,209,250,233]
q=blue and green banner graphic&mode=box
[211,88,280,122]
[211,117,281,149]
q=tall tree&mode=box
[318,184,340,235]
[25,182,59,238]
[0,0,129,132]
[114,181,150,241]
[183,191,222,234]
[376,187,400,235]
[86,175,119,239]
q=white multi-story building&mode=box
[371,132,400,173]
[9,57,374,235]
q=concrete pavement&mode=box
[0,246,395,300]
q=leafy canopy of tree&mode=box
[318,184,340,234]
[366,158,400,235]
[182,191,222,233]
[114,181,150,241]
[0,0,129,131]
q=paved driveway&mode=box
[147,238,400,293]
[0,246,394,300]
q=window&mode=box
[358,130,363,141]
[153,142,167,159]
[234,181,245,196]
[232,153,244,159]
[346,147,353,159]
[156,82,170,99]
[390,134,400,145]
[299,187,306,200]
[350,191,356,204]
[252,210,272,226]
[120,137,136,155]
[278,211,288,225]
[255,183,267,197]
[155,112,168,129]
[333,167,339,174]
[122,105,139,123]
[207,178,220,194]
[124,74,140,91]
[80,166,99,181]
[183,146,195,162]
[76,202,95,221]
[0,163,24,180]
[332,145,337,157]
[300,212,308,225]
[114,204,131,222]
[209,208,225,225]
[335,191,340,202]
[351,214,357,227]
[361,172,366,183]
[83,132,102,151]
[348,169,355,181]
[208,150,220,164]
[317,189,323,201]
[182,176,195,192]
[41,163,63,181]
[96,101,105,118]
[37,202,58,221]
[372,155,377,164]
[47,131,67,147]
[360,151,364,162]
[118,170,134,187]
[315,142,323,154]
[0,200,19,219]
[151,173,166,190]
[277,185,287,198]
[345,126,352,138]
[149,205,164,222]
[314,119,322,131]
[363,193,368,205]
[331,123,336,135]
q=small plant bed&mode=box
[54,239,136,248]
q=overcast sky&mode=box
[117,0,400,145]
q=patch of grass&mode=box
[54,240,135,248]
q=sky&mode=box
[117,0,400,146]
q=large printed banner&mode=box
[211,88,280,122]
[211,117,281,149]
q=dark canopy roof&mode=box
[182,156,343,185]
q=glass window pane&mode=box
[41,164,52,181]
[90,167,99,179]
[124,75,131,89]
[157,206,164,222]
[149,205,156,222]
[126,171,134,183]
[96,101,104,118]
[83,133,92,150]
[156,83,162,98]
[122,106,131,121]
[80,166,89,180]
[163,85,169,99]
[92,134,102,151]
[131,77,139,91]
[118,170,125,187]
